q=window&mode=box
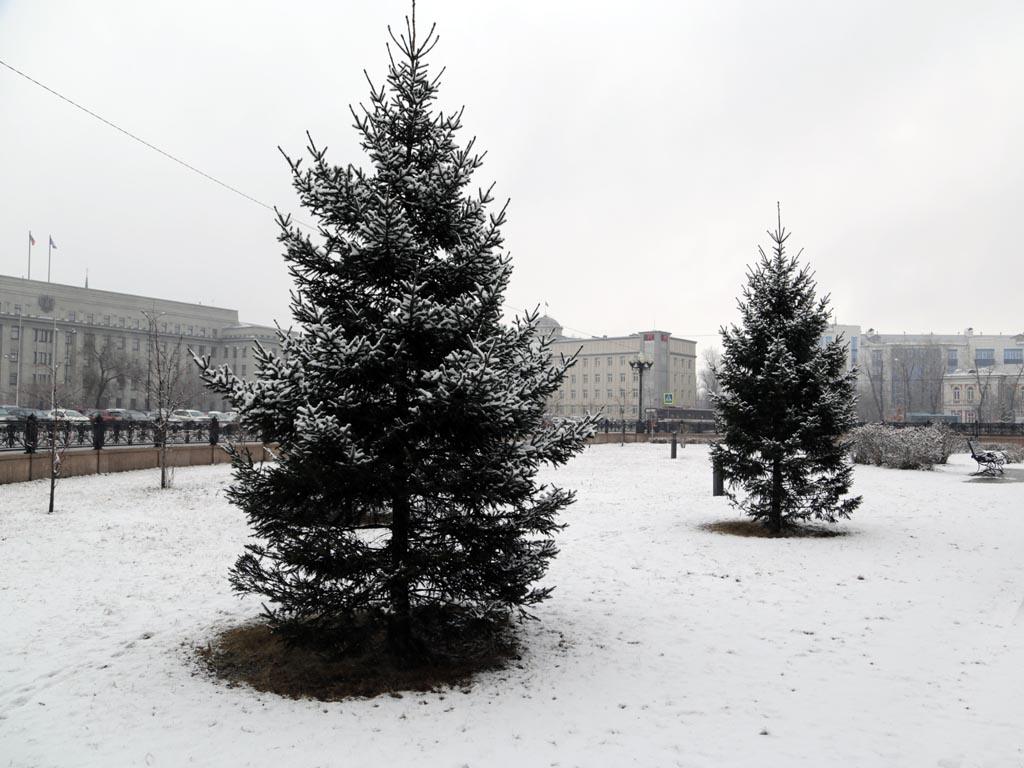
[619,356,625,365]
[118,337,126,350]
[606,389,613,398]
[133,319,141,329]
[10,326,19,340]
[201,327,206,337]
[67,311,77,322]
[118,317,125,327]
[570,374,576,384]
[33,329,54,343]
[967,386,975,402]
[947,349,958,372]
[33,351,52,365]
[233,348,238,359]
[8,372,16,386]
[606,373,613,383]
[241,365,247,376]
[243,348,248,359]
[620,373,626,382]
[87,313,94,324]
[582,358,588,367]
[953,386,961,402]
[1004,349,1023,364]
[595,358,601,367]
[607,357,613,366]
[187,326,194,336]
[871,349,882,369]
[850,336,858,365]
[104,315,111,326]
[582,389,588,399]
[582,374,588,384]
[14,304,22,315]
[175,324,181,334]
[975,349,995,367]
[570,390,576,399]
[132,338,140,352]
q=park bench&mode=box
[966,438,1006,477]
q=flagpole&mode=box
[48,238,52,282]
[27,231,33,280]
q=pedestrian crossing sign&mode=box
[663,393,673,404]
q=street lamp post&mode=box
[629,356,653,434]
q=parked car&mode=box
[124,410,151,421]
[0,407,14,422]
[1,405,34,420]
[41,409,91,423]
[172,409,210,424]
[150,410,184,423]
[206,410,236,423]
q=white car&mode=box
[44,408,91,423]
[172,409,210,423]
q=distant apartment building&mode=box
[537,315,698,421]
[0,275,283,411]
[821,324,1024,423]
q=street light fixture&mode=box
[628,356,653,433]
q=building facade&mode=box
[0,275,283,412]
[821,324,1024,423]
[537,316,698,422]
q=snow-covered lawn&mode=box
[2,444,1022,767]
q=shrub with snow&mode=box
[849,424,960,470]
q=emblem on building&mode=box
[38,295,55,313]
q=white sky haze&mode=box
[2,1,1022,347]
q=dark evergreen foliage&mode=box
[196,12,594,659]
[710,210,861,532]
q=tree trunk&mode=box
[769,458,783,533]
[387,493,418,662]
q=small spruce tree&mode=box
[711,208,860,533]
[196,10,594,660]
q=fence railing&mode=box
[2,419,261,453]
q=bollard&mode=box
[713,464,724,496]
[671,434,677,459]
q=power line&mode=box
[0,57,311,226]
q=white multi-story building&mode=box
[0,275,283,411]
[821,324,1024,423]
[537,315,698,422]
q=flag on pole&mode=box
[29,231,36,246]
[49,236,57,249]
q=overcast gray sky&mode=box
[3,1,1022,349]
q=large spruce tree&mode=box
[711,209,860,533]
[197,12,593,659]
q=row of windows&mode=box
[572,355,694,369]
[2,304,222,339]
[561,389,639,400]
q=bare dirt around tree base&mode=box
[195,615,520,701]
[700,519,848,538]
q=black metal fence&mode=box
[2,419,261,453]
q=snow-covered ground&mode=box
[2,443,1022,767]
